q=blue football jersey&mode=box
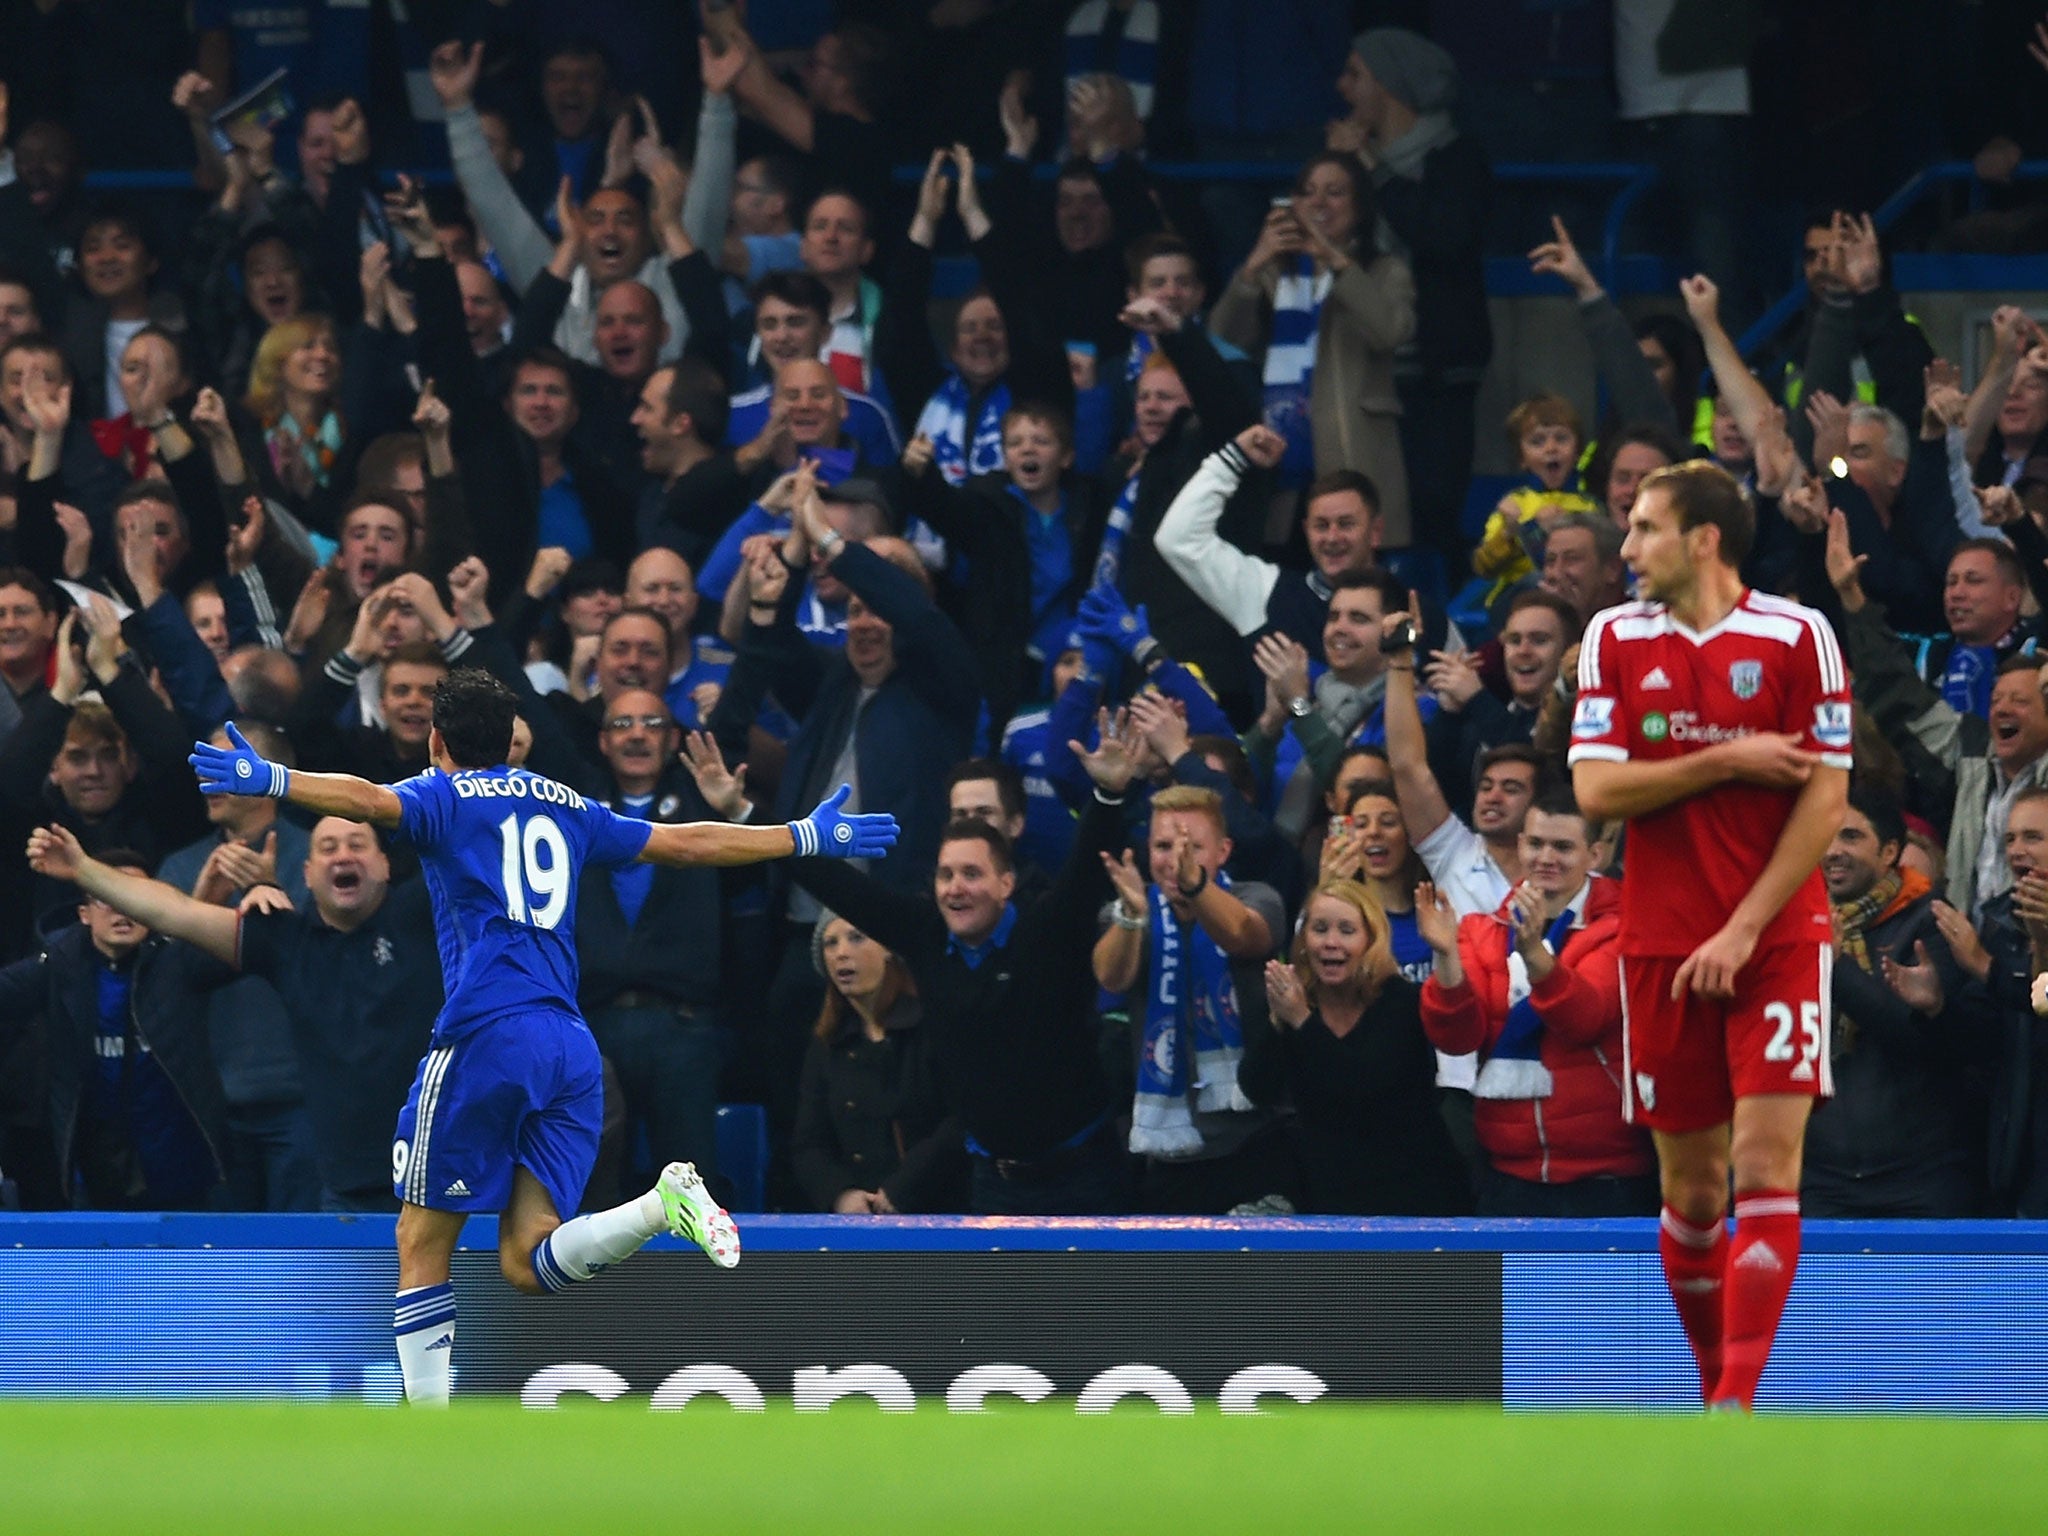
[392,767,653,1040]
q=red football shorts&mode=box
[1618,943,1834,1134]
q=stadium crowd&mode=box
[3,0,2048,1223]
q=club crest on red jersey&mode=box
[1729,659,1763,699]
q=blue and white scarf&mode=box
[1472,897,1581,1101]
[1131,876,1252,1155]
[1262,256,1330,487]
[1089,469,1142,592]
[915,373,1009,486]
[1064,0,1160,123]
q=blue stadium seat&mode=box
[716,1104,769,1214]
[1447,577,1496,646]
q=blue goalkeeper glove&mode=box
[189,722,290,798]
[789,784,899,859]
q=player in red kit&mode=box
[1568,461,1850,1412]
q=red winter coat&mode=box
[1419,876,1652,1185]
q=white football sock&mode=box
[529,1188,664,1291]
[394,1282,455,1406]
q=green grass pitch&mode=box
[3,1400,2045,1534]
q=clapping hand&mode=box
[1263,958,1310,1029]
[1503,880,1547,955]
[910,149,951,247]
[1100,845,1148,914]
[999,71,1038,159]
[791,784,899,860]
[1125,688,1190,767]
[1414,881,1459,956]
[1931,900,1992,983]
[1251,632,1311,708]
[190,721,290,798]
[1881,940,1945,1017]
[1423,648,1483,711]
[1823,507,1866,606]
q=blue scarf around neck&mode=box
[1261,256,1329,487]
[1472,900,1579,1101]
[1130,875,1252,1155]
[915,373,1009,486]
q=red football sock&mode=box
[1716,1190,1802,1410]
[1658,1205,1727,1404]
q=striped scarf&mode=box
[914,373,1009,486]
[1261,257,1329,486]
[1130,875,1251,1156]
[1090,468,1142,592]
[1064,0,1160,122]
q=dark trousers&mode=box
[1475,1165,1660,1218]
[321,1185,400,1214]
[221,1100,322,1212]
[587,1002,724,1206]
[1133,1121,1301,1215]
[970,1130,1126,1216]
[746,922,827,1207]
[1397,376,1480,575]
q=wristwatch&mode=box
[1287,694,1314,719]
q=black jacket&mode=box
[1113,325,1261,713]
[792,995,968,1213]
[574,768,725,1014]
[1372,137,1492,380]
[1974,892,2048,1215]
[711,542,981,895]
[412,251,636,603]
[1239,978,1472,1215]
[1805,885,1986,1216]
[789,790,1126,1160]
[899,463,1110,747]
[0,925,229,1205]
[0,668,211,940]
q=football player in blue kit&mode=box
[187,668,899,1404]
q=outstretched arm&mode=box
[26,826,241,965]
[190,724,403,828]
[640,784,897,868]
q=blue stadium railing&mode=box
[1735,159,2048,361]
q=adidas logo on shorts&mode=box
[444,1179,472,1198]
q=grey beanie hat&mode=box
[1351,27,1459,114]
[811,910,840,980]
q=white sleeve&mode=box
[1153,442,1279,636]
[1415,814,1498,917]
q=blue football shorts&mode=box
[391,1011,603,1220]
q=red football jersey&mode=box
[1567,590,1852,957]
